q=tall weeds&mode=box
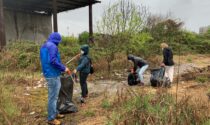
[107,88,210,125]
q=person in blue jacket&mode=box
[73,45,91,104]
[40,32,70,125]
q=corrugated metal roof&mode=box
[3,0,100,15]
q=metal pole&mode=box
[89,0,93,43]
[53,0,58,32]
[0,0,6,49]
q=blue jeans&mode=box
[46,77,61,121]
[136,65,149,82]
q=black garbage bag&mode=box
[150,68,165,87]
[128,73,138,86]
[57,75,78,114]
[150,67,171,87]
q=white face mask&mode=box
[81,50,84,55]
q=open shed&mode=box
[0,0,100,48]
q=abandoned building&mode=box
[0,0,100,48]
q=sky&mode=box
[58,0,210,36]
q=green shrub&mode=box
[83,110,95,117]
[196,76,209,83]
[101,99,112,109]
[78,31,89,44]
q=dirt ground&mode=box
[16,54,210,125]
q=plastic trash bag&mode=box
[57,75,78,114]
[150,67,170,87]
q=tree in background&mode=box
[146,14,184,54]
[96,0,150,74]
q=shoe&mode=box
[56,114,65,119]
[48,119,61,125]
[80,97,85,103]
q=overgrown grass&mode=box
[196,76,210,83]
[101,99,112,109]
[83,109,96,117]
[106,89,210,125]
[0,71,44,124]
[0,83,20,124]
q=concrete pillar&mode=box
[89,0,93,42]
[53,0,58,32]
[0,0,6,49]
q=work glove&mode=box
[160,63,165,67]
[73,69,77,74]
[65,67,71,75]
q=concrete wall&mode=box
[4,10,52,44]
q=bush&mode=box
[0,41,41,71]
[101,99,112,109]
[78,31,89,44]
[107,91,209,125]
[196,76,209,83]
[0,37,81,71]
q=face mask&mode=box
[81,50,84,55]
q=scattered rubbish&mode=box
[24,93,30,96]
[30,111,35,115]
[37,84,42,88]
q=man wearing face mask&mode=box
[73,45,91,104]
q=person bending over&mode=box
[128,54,149,85]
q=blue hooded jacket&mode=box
[40,32,66,78]
[76,45,91,74]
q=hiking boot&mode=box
[48,119,61,125]
[56,114,65,119]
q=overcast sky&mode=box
[58,0,210,36]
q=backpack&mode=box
[127,73,138,86]
[88,57,94,74]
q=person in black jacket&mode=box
[128,54,149,85]
[161,43,174,83]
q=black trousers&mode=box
[79,72,89,98]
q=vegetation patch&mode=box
[107,90,209,125]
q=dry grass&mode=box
[0,70,45,125]
[106,86,210,125]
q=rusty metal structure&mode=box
[0,0,100,49]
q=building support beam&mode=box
[53,0,58,32]
[0,0,6,49]
[89,0,93,42]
